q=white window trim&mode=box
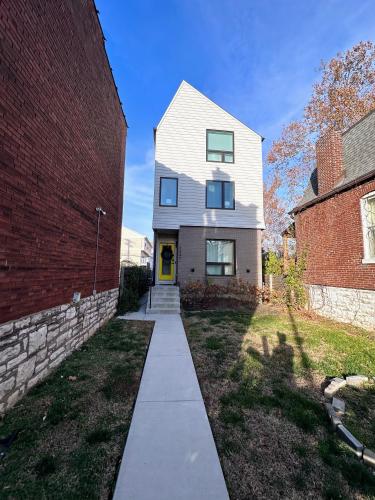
[360,190,375,264]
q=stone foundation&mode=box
[0,289,118,414]
[307,284,375,330]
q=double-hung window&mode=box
[361,191,375,262]
[206,180,234,209]
[206,240,235,276]
[159,177,178,207]
[207,130,234,163]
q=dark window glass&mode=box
[206,181,222,208]
[207,130,234,163]
[206,240,235,276]
[206,181,234,209]
[223,182,234,209]
[160,178,177,206]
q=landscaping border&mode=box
[324,375,375,469]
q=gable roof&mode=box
[155,80,263,139]
[296,108,375,210]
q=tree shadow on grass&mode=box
[226,330,324,434]
[194,307,323,433]
[186,308,375,499]
[287,305,315,388]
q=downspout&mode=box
[93,207,106,295]
[152,229,157,286]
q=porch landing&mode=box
[114,310,229,500]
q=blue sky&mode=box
[96,0,375,240]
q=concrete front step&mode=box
[152,286,179,290]
[148,295,180,303]
[151,295,180,299]
[147,294,180,301]
[146,286,181,315]
[153,289,179,292]
[148,300,180,309]
[146,308,181,315]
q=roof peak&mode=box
[155,80,263,138]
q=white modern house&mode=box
[149,81,264,311]
[120,227,153,267]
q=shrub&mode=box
[118,266,151,314]
[180,279,263,310]
[123,266,151,297]
[284,254,307,309]
[264,251,283,276]
[35,455,57,477]
[118,287,139,314]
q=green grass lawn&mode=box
[0,319,153,500]
[184,306,375,500]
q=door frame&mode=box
[157,240,177,284]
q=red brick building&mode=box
[292,110,375,330]
[0,0,126,412]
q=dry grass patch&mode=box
[184,306,375,500]
[0,319,153,500]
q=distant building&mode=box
[121,227,153,267]
[292,109,375,330]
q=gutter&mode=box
[291,168,375,215]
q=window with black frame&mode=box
[206,240,235,276]
[206,130,234,163]
[159,177,178,206]
[206,180,234,209]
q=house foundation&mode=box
[0,289,118,414]
[307,284,375,330]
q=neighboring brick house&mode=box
[0,0,127,412]
[292,110,375,330]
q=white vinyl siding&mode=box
[152,81,264,230]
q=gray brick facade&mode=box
[177,226,262,287]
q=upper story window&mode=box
[361,191,375,262]
[206,130,234,163]
[159,177,178,207]
[206,180,234,209]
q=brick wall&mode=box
[295,180,375,290]
[0,0,126,323]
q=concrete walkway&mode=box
[113,309,229,500]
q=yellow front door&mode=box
[159,242,175,281]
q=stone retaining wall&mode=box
[307,284,375,330]
[0,289,118,414]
